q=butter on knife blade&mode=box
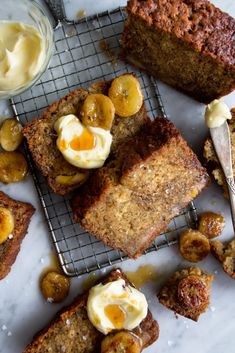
[208,115,235,231]
[205,99,231,129]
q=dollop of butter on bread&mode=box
[87,279,148,334]
[54,114,112,169]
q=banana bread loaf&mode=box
[71,117,210,258]
[121,0,235,103]
[24,268,159,353]
[23,79,149,195]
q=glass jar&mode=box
[0,0,54,99]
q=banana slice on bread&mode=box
[81,93,115,130]
[56,172,89,186]
[108,74,143,117]
[0,207,14,245]
[101,331,142,353]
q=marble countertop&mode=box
[0,1,235,352]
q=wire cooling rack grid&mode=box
[10,7,198,276]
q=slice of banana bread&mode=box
[157,266,214,321]
[0,191,35,280]
[203,108,235,197]
[121,0,235,103]
[71,117,210,258]
[24,268,159,353]
[22,79,149,196]
[211,239,235,279]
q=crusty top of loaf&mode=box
[72,117,210,258]
[127,0,235,67]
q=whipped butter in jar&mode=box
[0,21,46,93]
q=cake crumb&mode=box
[47,297,54,303]
[65,28,76,38]
[8,234,13,240]
[76,10,86,19]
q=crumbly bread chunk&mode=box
[71,117,210,258]
[0,191,35,280]
[121,0,235,103]
[157,266,214,321]
[24,268,159,353]
[203,108,235,197]
[23,80,149,195]
[211,239,235,279]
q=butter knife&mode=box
[210,121,235,231]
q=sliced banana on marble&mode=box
[40,271,70,303]
[0,118,23,152]
[0,151,28,184]
[179,229,210,262]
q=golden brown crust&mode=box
[23,79,149,196]
[0,191,35,279]
[157,266,214,321]
[24,268,159,353]
[121,0,235,103]
[211,239,235,279]
[127,0,235,67]
[71,117,210,258]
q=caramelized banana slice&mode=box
[178,275,209,310]
[0,118,23,151]
[179,229,210,262]
[81,93,115,130]
[101,331,142,353]
[108,74,143,117]
[198,212,225,239]
[40,271,70,303]
[0,151,28,184]
[0,207,14,245]
[56,172,89,186]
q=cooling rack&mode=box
[10,6,198,276]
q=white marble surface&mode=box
[0,1,235,352]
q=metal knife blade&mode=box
[210,121,235,231]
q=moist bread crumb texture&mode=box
[23,268,159,353]
[0,191,35,280]
[203,108,235,197]
[121,0,235,103]
[22,80,149,195]
[158,266,214,321]
[71,117,210,258]
[211,239,235,279]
